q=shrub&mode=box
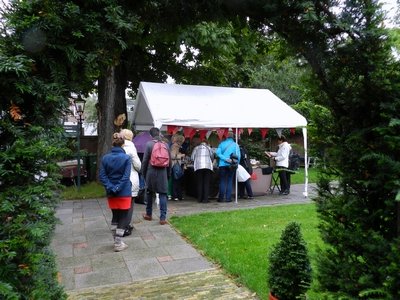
[267,222,312,300]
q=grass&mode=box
[61,181,105,200]
[291,166,319,184]
[169,203,323,300]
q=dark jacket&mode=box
[141,137,171,194]
[239,145,253,175]
[99,147,132,197]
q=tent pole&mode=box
[302,127,309,197]
[235,128,238,204]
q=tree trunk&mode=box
[96,64,127,180]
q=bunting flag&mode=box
[238,128,244,137]
[199,130,207,141]
[206,130,213,139]
[260,128,269,139]
[190,129,197,139]
[167,125,177,135]
[247,128,253,135]
[173,126,180,134]
[183,127,193,138]
[223,128,229,138]
[290,128,296,136]
[275,128,283,137]
[216,128,225,140]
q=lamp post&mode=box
[73,96,86,191]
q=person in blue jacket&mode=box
[99,132,132,252]
[216,131,240,202]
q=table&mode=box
[250,167,272,196]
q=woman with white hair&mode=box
[120,129,141,235]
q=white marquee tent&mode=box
[132,81,309,198]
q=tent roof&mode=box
[133,82,307,130]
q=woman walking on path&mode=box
[99,132,132,252]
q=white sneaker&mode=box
[114,241,128,252]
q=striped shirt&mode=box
[191,143,214,171]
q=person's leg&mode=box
[279,169,289,194]
[195,170,203,202]
[118,209,131,230]
[114,209,129,252]
[111,209,119,227]
[172,178,180,200]
[126,198,134,224]
[225,168,235,202]
[177,177,183,200]
[202,169,211,202]
[218,167,228,202]
[286,172,291,192]
[158,193,168,223]
[244,179,254,198]
[144,189,153,218]
[238,182,245,198]
[168,177,173,200]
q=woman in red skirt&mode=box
[99,132,132,252]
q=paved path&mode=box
[52,184,315,299]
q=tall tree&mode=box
[229,0,400,297]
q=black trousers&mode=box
[172,176,183,199]
[195,168,212,202]
[278,168,291,192]
[238,179,254,198]
[111,208,131,230]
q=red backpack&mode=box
[150,140,170,167]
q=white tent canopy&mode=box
[133,81,309,197]
[133,82,307,130]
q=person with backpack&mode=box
[141,127,171,225]
[99,132,132,252]
[265,135,292,195]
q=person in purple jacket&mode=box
[99,132,132,252]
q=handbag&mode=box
[134,174,147,204]
[229,153,239,171]
[236,164,251,182]
[172,162,184,180]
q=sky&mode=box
[381,0,398,27]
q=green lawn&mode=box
[61,181,105,200]
[169,203,323,300]
[291,166,319,184]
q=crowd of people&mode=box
[99,127,294,252]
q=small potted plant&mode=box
[267,221,312,300]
